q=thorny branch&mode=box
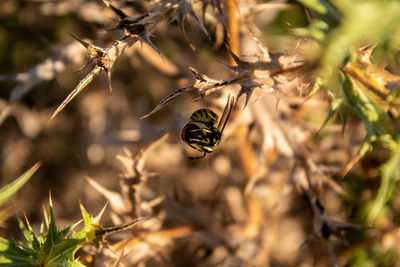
[141,40,306,118]
[2,1,399,266]
[49,0,214,121]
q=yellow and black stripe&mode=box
[190,109,218,126]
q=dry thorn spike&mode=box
[248,30,270,62]
[102,0,111,8]
[105,68,113,93]
[48,190,53,207]
[48,67,101,122]
[42,204,49,227]
[135,133,170,171]
[113,248,125,267]
[224,44,244,67]
[94,202,109,225]
[139,86,190,119]
[67,33,90,49]
[74,60,93,74]
[67,33,107,59]
[109,3,129,20]
[138,32,166,63]
[49,32,119,121]
[98,216,151,236]
[23,213,31,229]
[85,175,127,215]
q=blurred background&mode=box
[1,0,400,266]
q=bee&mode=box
[181,95,234,159]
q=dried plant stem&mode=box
[226,0,240,63]
[226,0,259,180]
[235,125,257,179]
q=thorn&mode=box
[48,67,100,122]
[108,3,128,20]
[48,191,53,207]
[24,212,30,226]
[74,60,92,73]
[105,69,113,93]
[248,30,270,61]
[68,33,90,48]
[100,216,151,235]
[102,0,111,7]
[341,142,370,177]
[243,93,251,109]
[114,248,125,267]
[298,233,315,249]
[138,31,165,62]
[185,65,196,73]
[79,200,87,214]
[179,22,196,51]
[42,205,49,226]
[238,87,252,109]
[185,65,204,81]
[225,44,242,65]
[94,202,108,224]
[139,113,151,119]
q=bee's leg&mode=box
[187,143,200,151]
[189,128,212,133]
[189,151,207,160]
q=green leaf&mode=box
[340,107,349,136]
[298,0,328,14]
[0,162,41,206]
[73,202,103,245]
[16,216,32,245]
[320,2,400,82]
[38,203,59,264]
[315,97,343,136]
[342,73,398,150]
[294,19,329,41]
[342,74,383,136]
[0,237,37,266]
[0,197,91,266]
[297,0,341,34]
[367,140,400,224]
[45,240,86,267]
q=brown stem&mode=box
[226,0,240,64]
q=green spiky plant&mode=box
[0,194,146,266]
[298,0,400,224]
[2,0,400,266]
[0,163,41,224]
[0,195,95,266]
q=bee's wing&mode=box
[217,94,235,135]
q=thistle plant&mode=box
[1,0,400,266]
[0,195,147,266]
